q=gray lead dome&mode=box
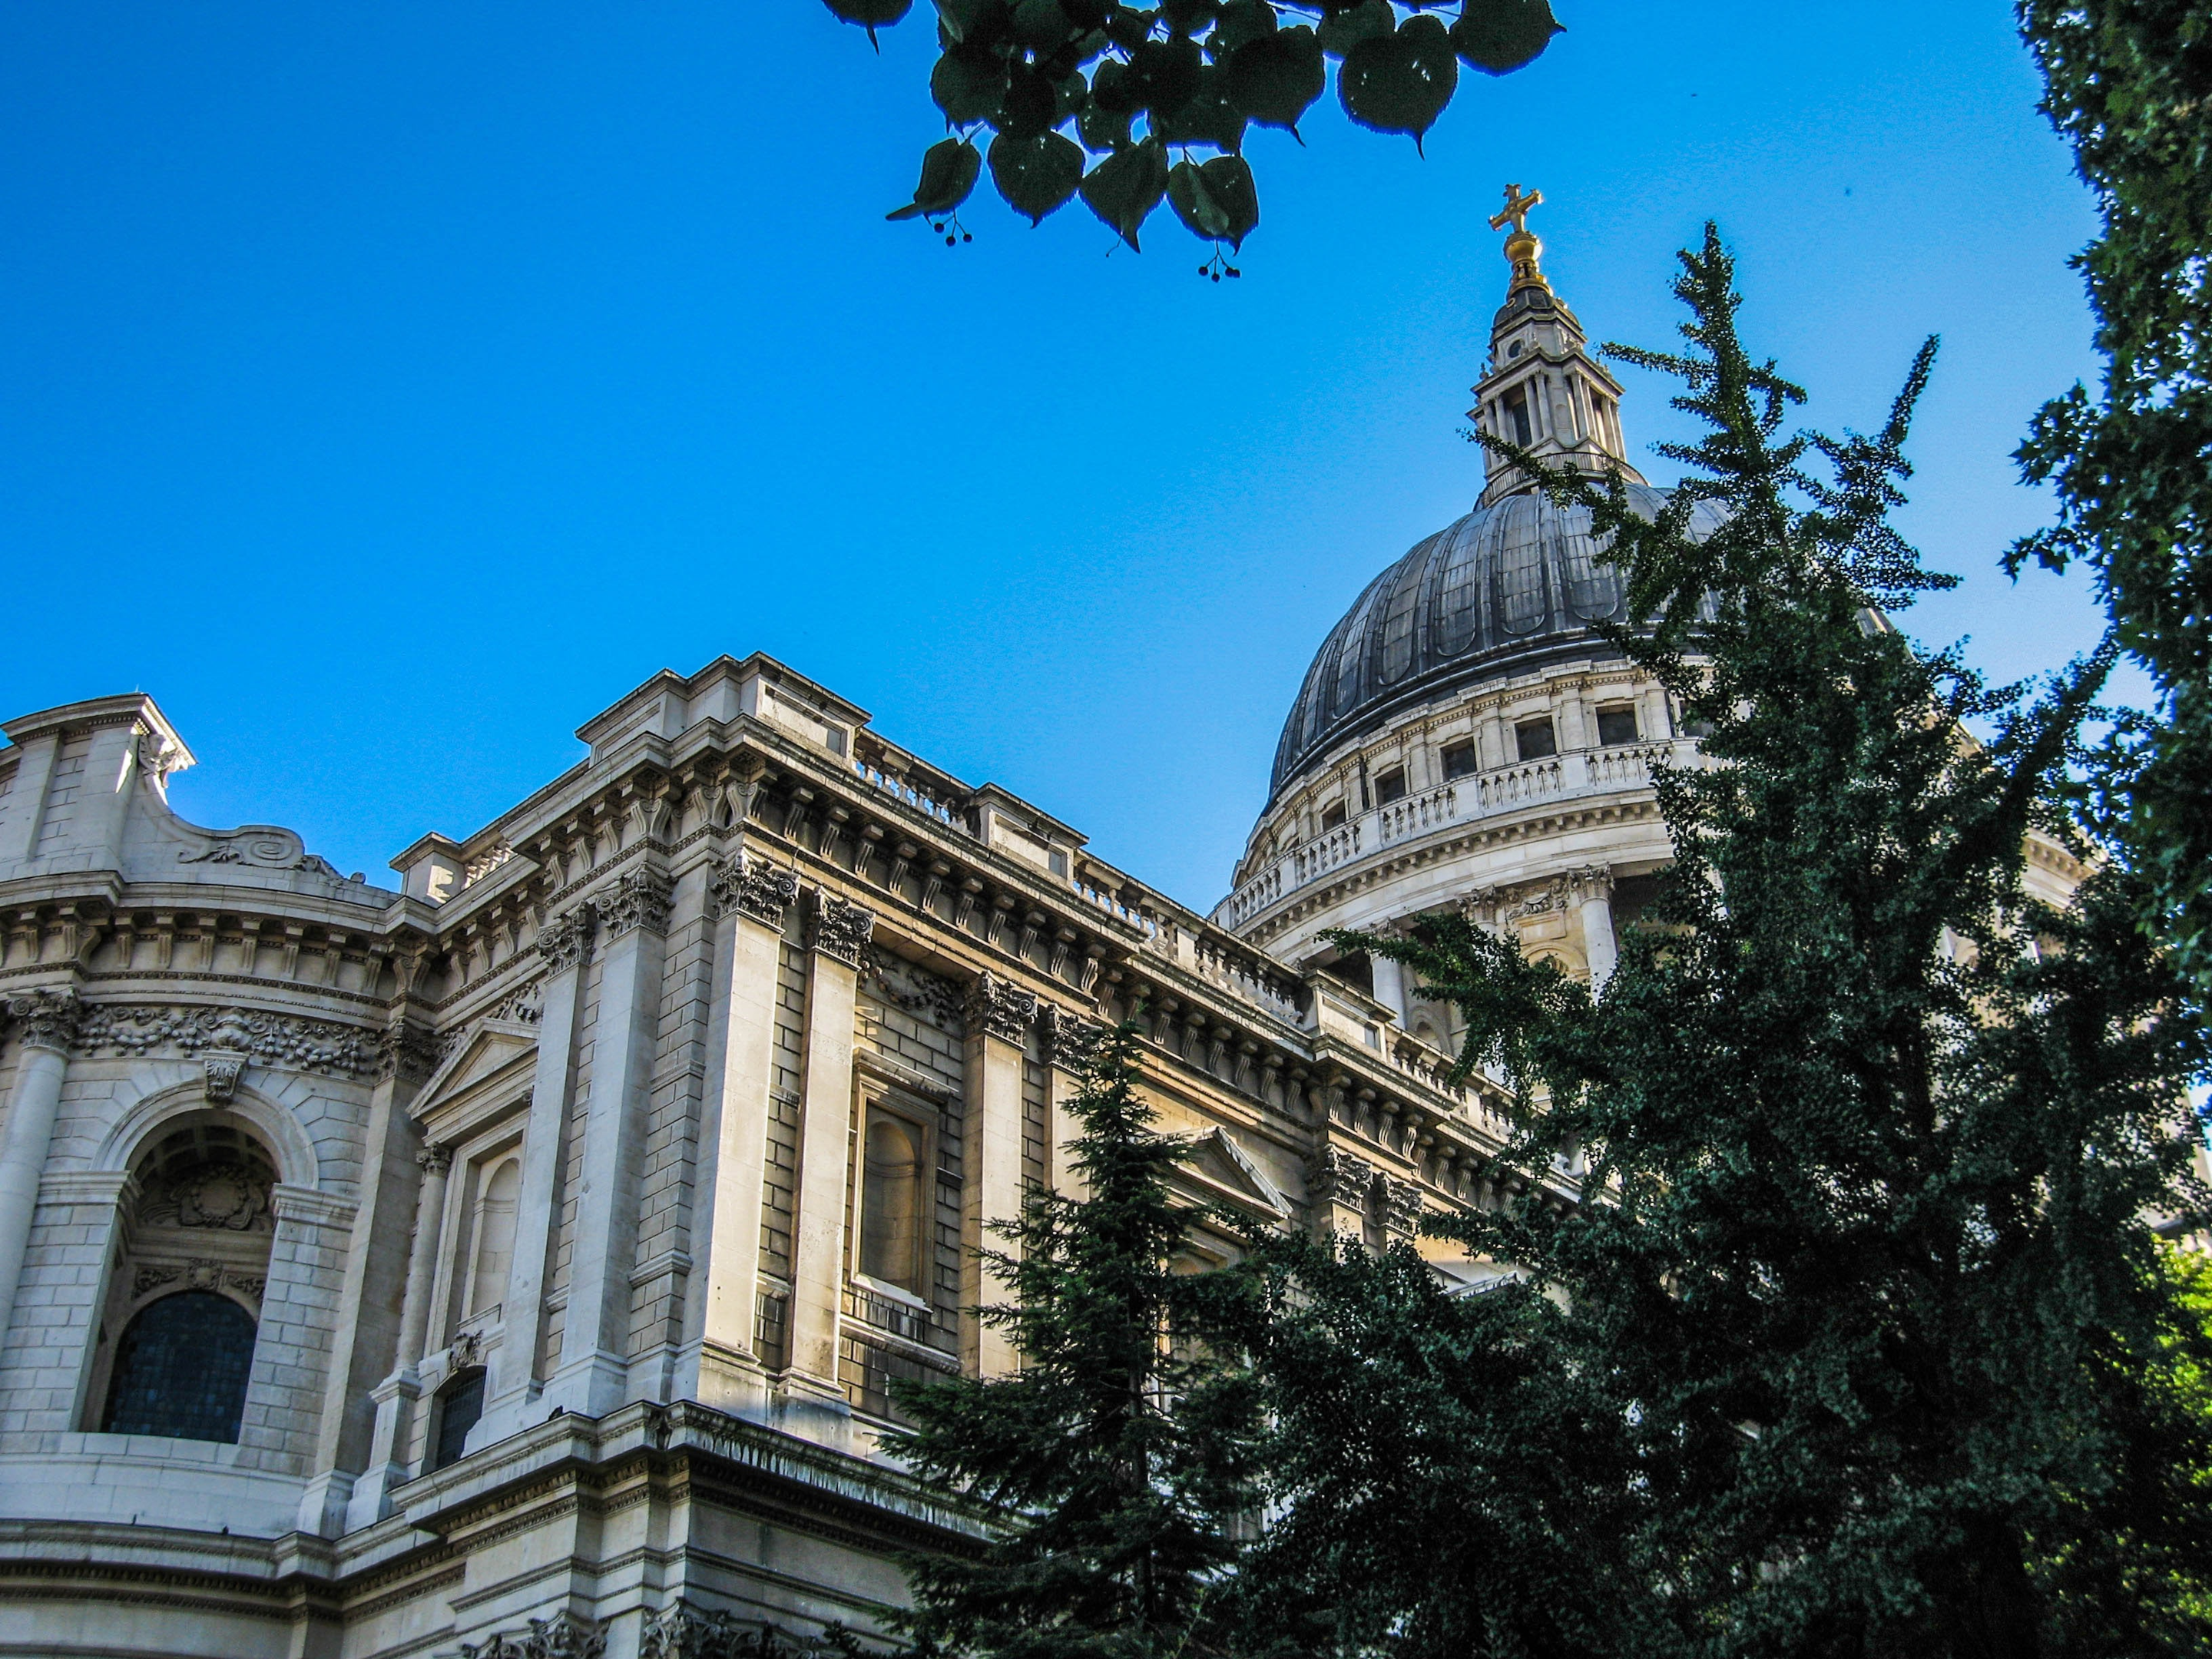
[1270,482,1727,798]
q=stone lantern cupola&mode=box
[1469,184,1645,506]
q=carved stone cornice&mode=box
[3,987,81,1054]
[965,971,1038,1046]
[712,854,800,928]
[805,889,876,967]
[599,868,674,939]
[534,903,598,974]
[72,1002,377,1075]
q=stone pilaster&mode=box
[962,972,1035,1378]
[545,868,672,1419]
[0,989,79,1356]
[344,1141,451,1532]
[785,889,876,1394]
[675,854,798,1413]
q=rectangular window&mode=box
[1594,705,1640,747]
[1502,386,1532,446]
[1441,740,1479,780]
[1373,766,1407,804]
[1514,717,1558,761]
[859,1106,926,1294]
[1320,800,1348,832]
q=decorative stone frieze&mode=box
[599,867,674,939]
[461,1613,607,1659]
[132,1260,264,1304]
[965,971,1038,1045]
[72,1002,376,1075]
[201,1053,245,1104]
[805,889,876,966]
[3,988,81,1053]
[141,1161,273,1233]
[534,903,598,972]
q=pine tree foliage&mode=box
[885,1019,1261,1659]
[1288,230,2212,1657]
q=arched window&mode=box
[466,1159,521,1316]
[101,1291,256,1442]
[431,1369,485,1471]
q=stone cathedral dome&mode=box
[1270,484,1730,798]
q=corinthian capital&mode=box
[965,971,1038,1046]
[4,988,81,1054]
[806,888,877,967]
[535,904,598,974]
[599,867,674,939]
[711,854,800,928]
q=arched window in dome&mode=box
[1557,503,1619,621]
[86,1119,278,1442]
[1331,577,1389,721]
[100,1290,256,1442]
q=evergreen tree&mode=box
[1261,230,2212,1657]
[886,1018,1261,1659]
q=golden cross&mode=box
[1488,182,1542,237]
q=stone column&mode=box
[962,973,1035,1379]
[479,902,596,1437]
[1369,951,1411,1025]
[786,889,876,1395]
[0,989,78,1354]
[546,867,673,1419]
[300,1012,439,1536]
[676,854,798,1413]
[1571,866,1618,988]
[345,1141,452,1529]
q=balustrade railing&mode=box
[1224,739,1696,926]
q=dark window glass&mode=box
[859,1111,924,1292]
[1441,741,1479,780]
[1373,767,1407,804]
[1503,386,1532,445]
[1595,706,1641,747]
[101,1291,255,1442]
[1320,800,1348,832]
[432,1369,485,1470]
[1515,718,1558,761]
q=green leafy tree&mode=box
[2012,2,2212,988]
[819,1,1560,263]
[1267,230,2212,1657]
[885,1018,1262,1659]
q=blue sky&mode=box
[0,2,2115,907]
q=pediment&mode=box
[414,1020,539,1119]
[1174,1128,1290,1223]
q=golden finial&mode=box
[1488,182,1548,292]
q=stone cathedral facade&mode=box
[0,202,2084,1659]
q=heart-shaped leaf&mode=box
[1152,66,1247,151]
[1127,36,1205,118]
[1207,0,1276,57]
[887,137,982,220]
[935,0,1012,46]
[990,130,1086,223]
[932,51,1005,125]
[1168,154,1258,248]
[1011,0,1076,48]
[995,59,1060,137]
[1224,26,1324,132]
[823,0,915,40]
[1075,86,1134,151]
[1079,137,1169,249]
[1339,16,1458,149]
[1452,0,1563,75]
[1316,0,1394,58]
